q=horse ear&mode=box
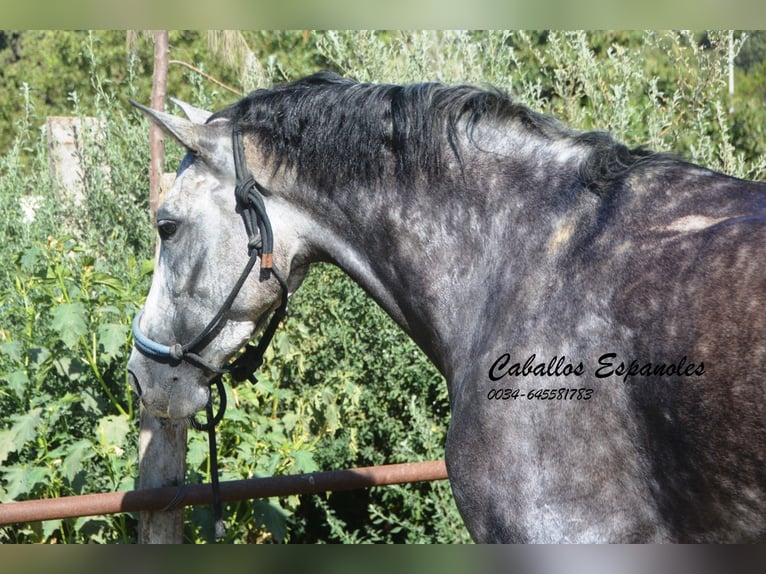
[130,100,202,151]
[169,97,213,124]
[129,100,226,163]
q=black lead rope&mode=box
[205,402,224,540]
[191,377,227,539]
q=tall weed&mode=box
[0,39,151,543]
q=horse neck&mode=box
[296,139,589,382]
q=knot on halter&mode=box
[169,343,185,361]
[234,174,256,207]
[233,131,274,269]
[234,175,264,252]
[248,234,263,251]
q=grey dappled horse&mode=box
[127,72,765,542]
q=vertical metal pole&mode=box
[138,407,188,543]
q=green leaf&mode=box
[0,429,18,465]
[41,519,63,541]
[281,412,299,433]
[2,465,47,501]
[62,439,95,482]
[19,245,43,273]
[140,258,154,275]
[277,331,291,356]
[97,322,129,360]
[97,414,130,450]
[10,407,43,446]
[254,378,275,395]
[0,341,23,363]
[292,449,317,474]
[324,403,339,434]
[5,370,29,400]
[258,452,283,476]
[187,434,209,470]
[91,271,125,294]
[80,391,102,416]
[58,392,82,406]
[28,346,51,367]
[51,303,88,348]
[53,356,87,381]
[252,498,288,543]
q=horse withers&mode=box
[127,72,765,542]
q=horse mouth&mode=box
[138,382,210,420]
[127,361,211,419]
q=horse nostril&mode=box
[128,370,142,397]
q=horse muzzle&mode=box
[127,347,213,419]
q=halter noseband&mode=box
[131,129,289,539]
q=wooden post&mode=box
[138,173,181,544]
[149,30,169,220]
[138,29,188,544]
[46,116,108,206]
[138,407,188,544]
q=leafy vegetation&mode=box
[0,30,765,543]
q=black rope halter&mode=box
[132,128,288,540]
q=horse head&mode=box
[126,100,310,420]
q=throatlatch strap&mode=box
[228,266,289,383]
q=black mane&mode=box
[211,71,665,194]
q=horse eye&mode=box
[157,220,178,240]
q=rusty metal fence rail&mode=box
[0,459,448,526]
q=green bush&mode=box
[0,43,151,542]
[1,30,765,544]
